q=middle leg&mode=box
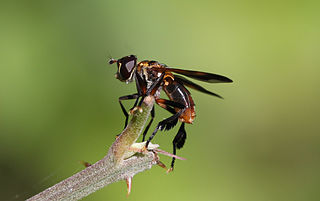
[145,98,186,148]
[142,105,155,141]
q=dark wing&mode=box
[165,67,233,83]
[174,75,223,99]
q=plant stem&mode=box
[27,96,156,201]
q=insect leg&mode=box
[127,73,146,112]
[138,72,165,107]
[119,93,139,129]
[141,105,155,141]
[146,72,165,96]
[146,109,184,148]
[142,98,176,142]
[154,98,185,132]
[146,99,186,148]
[135,72,147,96]
[170,122,186,171]
[154,98,187,171]
[156,98,185,110]
[129,96,140,112]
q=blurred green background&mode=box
[1,0,320,200]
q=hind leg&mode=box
[145,99,185,148]
[145,109,184,148]
[169,122,187,172]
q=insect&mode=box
[109,55,232,171]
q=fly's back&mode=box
[137,60,167,85]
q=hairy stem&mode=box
[27,96,156,201]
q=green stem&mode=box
[108,95,155,165]
[27,96,156,201]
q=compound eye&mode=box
[117,55,137,81]
[125,59,135,72]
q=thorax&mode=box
[136,60,167,86]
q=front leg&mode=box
[119,93,139,129]
[129,72,147,113]
[137,72,165,107]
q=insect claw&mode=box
[166,167,174,173]
[129,106,143,115]
[140,145,147,153]
[129,108,135,115]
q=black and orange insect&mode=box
[109,55,232,171]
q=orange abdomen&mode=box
[179,107,196,124]
[163,76,196,124]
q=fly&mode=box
[109,55,233,171]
